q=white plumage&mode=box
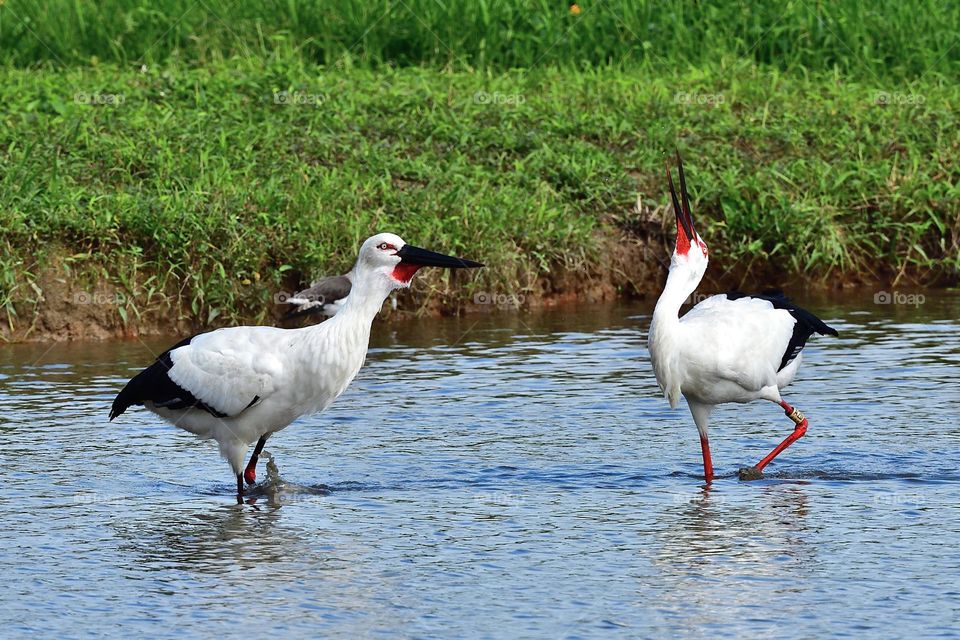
[656,295,801,407]
[151,322,367,469]
[111,233,483,496]
[648,154,837,481]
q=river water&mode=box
[1,291,958,638]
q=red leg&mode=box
[699,433,715,483]
[753,400,808,472]
[243,436,267,486]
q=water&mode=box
[2,291,959,638]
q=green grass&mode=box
[1,0,959,80]
[1,60,957,333]
[1,1,958,333]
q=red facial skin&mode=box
[391,263,422,284]
[676,218,692,256]
[676,223,707,259]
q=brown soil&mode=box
[1,255,193,343]
[0,230,910,343]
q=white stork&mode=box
[648,154,838,482]
[110,233,483,497]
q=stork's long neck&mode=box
[299,267,393,354]
[648,260,702,408]
[296,267,393,399]
[335,268,392,323]
[651,261,700,331]
[283,270,390,416]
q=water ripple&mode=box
[1,294,959,638]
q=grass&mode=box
[1,0,959,80]
[0,2,958,334]
[1,59,957,333]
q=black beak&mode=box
[665,150,696,242]
[396,245,484,269]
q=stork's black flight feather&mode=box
[726,289,839,371]
[109,335,227,420]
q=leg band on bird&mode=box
[753,401,810,472]
[784,404,805,426]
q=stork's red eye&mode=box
[377,242,396,251]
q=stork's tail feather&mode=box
[109,335,198,421]
[813,316,839,337]
[109,366,153,420]
[109,397,130,421]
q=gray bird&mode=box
[281,268,355,321]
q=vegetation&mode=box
[2,0,960,79]
[0,1,957,334]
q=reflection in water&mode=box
[642,482,822,636]
[117,503,293,573]
[110,499,423,636]
[653,485,813,592]
[0,292,959,637]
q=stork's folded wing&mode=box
[167,329,282,417]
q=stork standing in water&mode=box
[648,154,838,482]
[110,233,482,497]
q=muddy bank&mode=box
[2,232,644,342]
[0,230,929,344]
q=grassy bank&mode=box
[1,59,957,337]
[1,0,959,338]
[2,0,959,79]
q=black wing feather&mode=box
[725,290,839,371]
[109,335,227,420]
